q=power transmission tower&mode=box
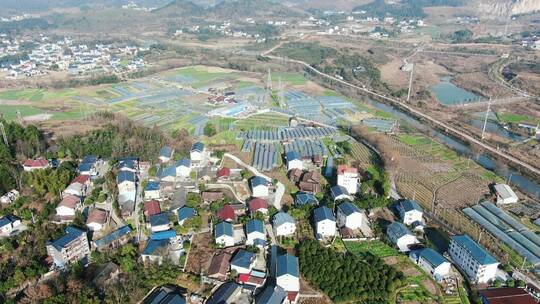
[481,97,492,140]
[278,76,284,107]
[0,122,8,146]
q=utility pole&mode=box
[481,96,492,140]
[278,76,284,107]
[16,109,23,126]
[266,68,272,91]
[407,62,414,102]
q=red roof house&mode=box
[72,175,91,185]
[144,200,161,218]
[217,205,236,222]
[217,167,231,180]
[23,158,50,171]
[248,198,268,214]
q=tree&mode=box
[203,123,217,137]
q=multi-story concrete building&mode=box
[46,226,90,268]
[448,234,499,283]
[336,165,359,195]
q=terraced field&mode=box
[233,112,291,130]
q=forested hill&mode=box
[353,0,464,19]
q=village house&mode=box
[251,176,270,198]
[256,285,286,304]
[478,287,537,304]
[23,158,50,171]
[63,175,91,197]
[215,221,235,247]
[56,195,82,221]
[230,249,256,274]
[249,197,269,215]
[337,165,359,195]
[0,214,21,236]
[86,209,108,231]
[298,171,321,194]
[409,248,451,281]
[0,189,20,204]
[330,185,353,202]
[313,206,336,239]
[493,183,519,205]
[144,181,161,200]
[118,157,138,173]
[273,212,296,237]
[149,213,170,233]
[46,226,90,268]
[78,155,99,176]
[276,254,300,303]
[208,252,231,281]
[217,167,231,180]
[387,222,420,252]
[190,142,205,164]
[245,219,266,247]
[176,158,191,178]
[117,171,136,193]
[93,225,132,252]
[159,146,174,163]
[336,201,367,230]
[159,165,177,183]
[397,200,424,226]
[295,192,318,207]
[217,204,236,222]
[177,207,196,226]
[288,168,303,184]
[144,200,161,219]
[285,151,303,171]
[202,191,224,203]
[141,239,169,264]
[448,234,499,284]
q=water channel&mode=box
[365,99,540,199]
[430,76,481,105]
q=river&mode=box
[365,99,540,199]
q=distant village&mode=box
[0,34,147,78]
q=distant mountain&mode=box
[151,0,205,16]
[0,0,172,13]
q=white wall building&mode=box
[410,248,451,281]
[273,212,296,237]
[387,222,420,252]
[494,184,519,205]
[448,235,499,284]
[337,165,359,195]
[336,201,366,230]
[313,206,336,239]
[397,200,424,226]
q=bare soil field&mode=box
[184,232,214,274]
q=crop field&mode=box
[233,112,291,130]
[350,141,378,168]
[344,240,398,258]
[271,72,307,85]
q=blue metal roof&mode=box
[314,206,335,223]
[215,221,233,237]
[0,214,19,228]
[206,282,241,304]
[251,176,268,188]
[81,155,97,164]
[191,142,204,152]
[256,285,286,304]
[451,234,498,265]
[276,254,299,278]
[413,248,448,268]
[295,192,318,206]
[95,226,132,249]
[145,181,160,191]
[285,150,300,161]
[273,212,295,227]
[150,213,170,227]
[50,226,86,251]
[387,222,412,244]
[176,158,190,168]
[400,200,423,213]
[143,239,169,255]
[246,219,264,234]
[159,146,173,158]
[178,207,196,221]
[231,249,255,269]
[337,201,361,216]
[119,159,137,170]
[330,185,349,199]
[160,166,177,178]
[78,162,93,172]
[117,171,136,183]
[151,230,177,240]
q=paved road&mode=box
[263,54,540,177]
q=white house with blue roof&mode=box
[397,199,423,226]
[230,249,256,274]
[256,284,286,304]
[285,151,303,171]
[409,248,451,281]
[190,142,205,164]
[295,192,318,207]
[215,221,235,247]
[448,234,499,283]
[330,185,353,202]
[46,226,90,268]
[159,165,177,183]
[273,212,296,237]
[78,155,99,176]
[175,158,191,178]
[117,171,136,193]
[336,201,367,230]
[159,146,174,163]
[149,213,170,233]
[118,157,138,173]
[251,176,270,198]
[0,214,21,236]
[313,206,336,239]
[386,222,420,252]
[246,219,266,247]
[144,180,161,200]
[177,207,196,226]
[141,239,170,264]
[276,254,300,301]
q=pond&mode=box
[430,76,481,105]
